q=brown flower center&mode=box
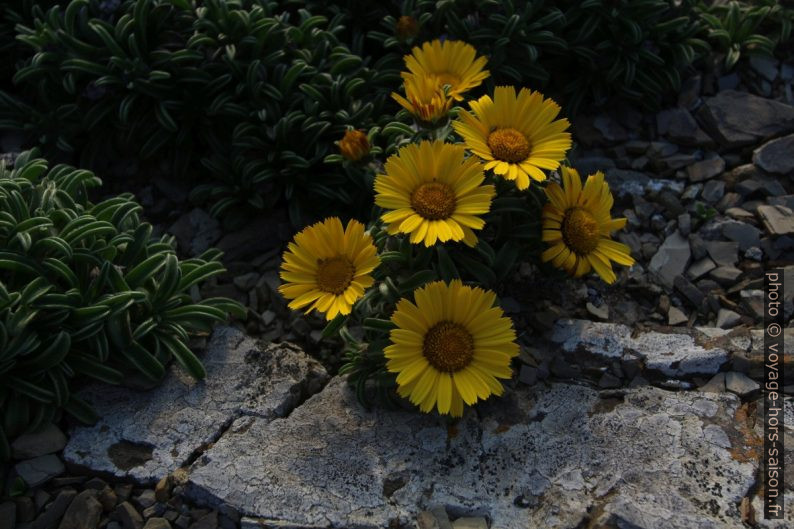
[562,208,600,255]
[423,321,474,372]
[316,256,355,294]
[410,182,456,220]
[487,128,531,163]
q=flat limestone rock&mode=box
[697,90,794,147]
[63,327,328,483]
[186,377,759,529]
[549,319,729,376]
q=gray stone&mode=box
[686,156,725,182]
[753,133,794,175]
[678,213,692,236]
[605,169,682,199]
[233,272,259,292]
[29,489,78,529]
[168,209,221,257]
[697,89,794,147]
[721,221,761,251]
[518,365,537,386]
[216,213,288,262]
[115,502,144,529]
[687,257,716,280]
[64,327,329,482]
[705,240,738,266]
[716,309,742,329]
[142,520,172,529]
[0,502,15,529]
[750,55,779,81]
[134,489,156,509]
[758,205,794,236]
[451,517,488,529]
[11,423,67,459]
[14,454,64,487]
[417,511,443,529]
[185,376,757,529]
[550,320,728,376]
[717,72,740,91]
[597,371,621,388]
[188,511,217,529]
[701,180,725,203]
[668,306,688,326]
[646,140,678,158]
[699,372,726,393]
[58,490,102,529]
[724,372,759,397]
[709,265,743,285]
[649,231,691,289]
[656,107,712,146]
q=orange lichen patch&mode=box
[726,401,762,464]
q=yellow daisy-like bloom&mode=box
[403,39,489,101]
[453,86,572,190]
[278,217,380,320]
[374,140,494,247]
[391,73,453,124]
[541,167,635,284]
[385,280,519,417]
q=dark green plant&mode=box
[0,150,244,460]
[697,0,779,70]
[0,1,61,86]
[0,0,398,227]
[357,0,707,113]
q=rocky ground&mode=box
[2,55,794,528]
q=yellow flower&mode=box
[337,129,370,161]
[391,73,453,124]
[403,39,489,101]
[385,280,519,417]
[453,86,572,190]
[279,217,380,320]
[374,140,494,247]
[541,167,635,284]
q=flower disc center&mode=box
[487,128,531,163]
[411,182,456,220]
[423,321,474,372]
[316,256,355,294]
[562,208,600,255]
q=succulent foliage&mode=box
[0,150,243,460]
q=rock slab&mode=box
[697,90,794,146]
[549,319,729,376]
[63,327,328,483]
[186,377,759,529]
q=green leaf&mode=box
[398,270,437,294]
[435,246,459,282]
[455,254,497,286]
[363,318,397,331]
[159,334,206,380]
[321,313,347,339]
[5,378,55,403]
[68,354,124,385]
[125,253,168,288]
[63,395,99,425]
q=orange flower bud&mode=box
[395,15,419,40]
[338,129,370,161]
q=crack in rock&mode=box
[63,327,329,484]
[184,376,760,528]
